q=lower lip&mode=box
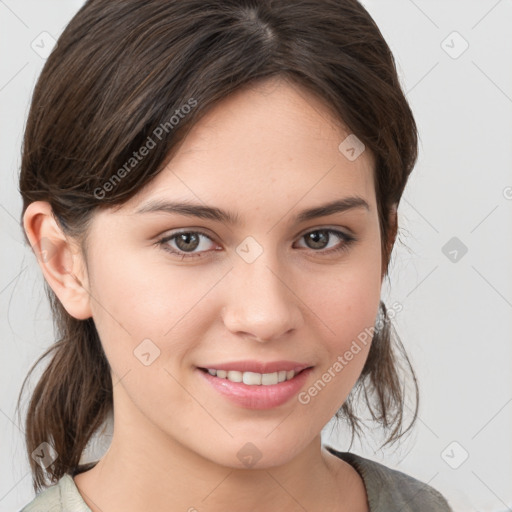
[196,367,313,410]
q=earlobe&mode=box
[23,201,93,320]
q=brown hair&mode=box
[17,0,419,492]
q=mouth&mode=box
[196,365,315,409]
[197,366,313,385]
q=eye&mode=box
[294,228,356,255]
[156,228,356,259]
[157,230,219,259]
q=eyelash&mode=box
[156,228,356,260]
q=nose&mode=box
[221,250,303,342]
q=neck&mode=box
[74,389,357,512]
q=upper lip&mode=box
[198,360,313,374]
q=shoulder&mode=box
[18,474,91,512]
[325,446,453,512]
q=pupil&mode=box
[177,233,199,251]
[308,231,328,249]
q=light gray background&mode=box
[1,1,511,511]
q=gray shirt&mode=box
[19,446,454,511]
[325,446,453,511]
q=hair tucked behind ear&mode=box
[17,0,419,491]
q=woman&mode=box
[17,0,453,510]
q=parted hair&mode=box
[17,0,419,492]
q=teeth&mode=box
[243,372,261,385]
[227,370,243,383]
[205,368,297,385]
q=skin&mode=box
[24,76,397,512]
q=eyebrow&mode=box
[134,196,370,225]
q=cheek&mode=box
[296,248,382,406]
[326,271,381,343]
[85,249,211,419]
[86,248,227,370]
[307,246,382,345]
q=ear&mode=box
[23,201,92,320]
[381,203,398,281]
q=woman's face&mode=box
[79,78,384,468]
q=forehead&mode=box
[119,78,376,221]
